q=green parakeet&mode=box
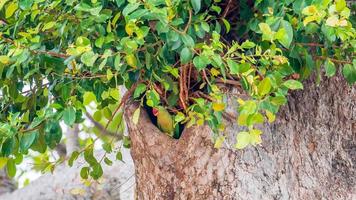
[153,106,174,137]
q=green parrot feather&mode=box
[156,106,174,137]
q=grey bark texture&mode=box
[65,124,80,156]
[0,169,16,195]
[125,74,355,200]
[0,149,135,200]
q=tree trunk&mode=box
[65,124,80,156]
[125,74,355,199]
[0,169,16,195]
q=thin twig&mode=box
[313,56,352,64]
[222,0,234,18]
[183,9,193,33]
[85,112,123,139]
[179,65,187,110]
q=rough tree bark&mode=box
[65,124,80,156]
[125,74,355,200]
[0,169,16,195]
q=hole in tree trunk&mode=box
[142,99,185,139]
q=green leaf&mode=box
[114,54,121,70]
[342,64,356,84]
[277,20,293,48]
[83,91,97,106]
[5,2,18,18]
[222,19,231,33]
[20,131,38,153]
[104,157,113,166]
[335,0,346,12]
[190,0,201,14]
[68,151,80,167]
[258,77,272,96]
[90,163,103,180]
[180,47,192,64]
[84,147,97,166]
[7,159,16,177]
[81,51,98,67]
[193,55,209,70]
[134,83,146,98]
[42,21,56,31]
[63,107,76,126]
[116,151,123,161]
[235,132,250,149]
[102,143,112,153]
[132,107,141,125]
[1,137,14,157]
[240,40,255,49]
[106,69,114,81]
[44,121,62,149]
[283,80,304,90]
[240,100,257,115]
[227,59,239,74]
[259,23,273,41]
[324,59,336,77]
[80,167,89,179]
[0,0,9,10]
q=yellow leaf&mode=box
[235,131,250,149]
[125,54,137,68]
[214,136,225,149]
[5,2,18,18]
[326,16,339,27]
[266,110,276,123]
[250,129,262,146]
[132,107,140,125]
[197,118,204,126]
[0,157,8,169]
[42,21,56,31]
[70,188,86,196]
[210,68,220,76]
[106,69,113,81]
[237,114,248,126]
[237,98,245,105]
[212,102,225,112]
[0,55,10,64]
[125,21,136,36]
[302,5,318,16]
[339,19,348,27]
[112,12,121,27]
[303,15,318,26]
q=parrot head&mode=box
[152,107,159,116]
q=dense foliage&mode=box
[0,0,355,180]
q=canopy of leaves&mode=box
[0,0,355,179]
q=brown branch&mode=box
[85,112,123,139]
[32,50,69,58]
[313,56,352,64]
[222,0,234,18]
[179,65,188,110]
[187,63,192,91]
[202,69,211,85]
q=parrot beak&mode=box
[152,108,159,116]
